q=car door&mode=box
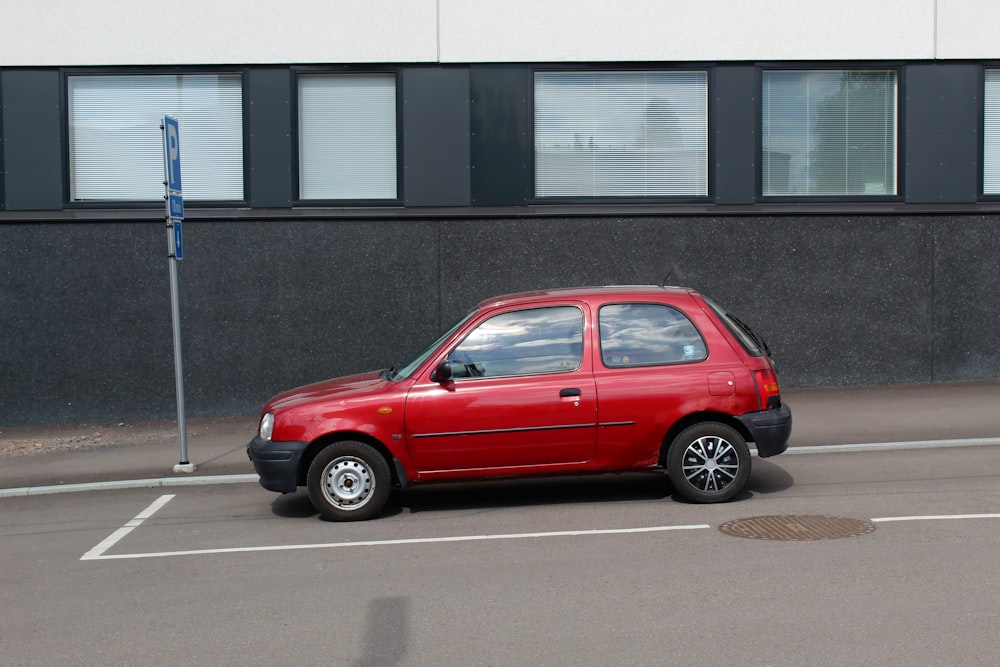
[593,301,715,465]
[404,304,597,474]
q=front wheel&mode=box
[666,423,751,503]
[307,441,391,521]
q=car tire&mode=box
[666,422,751,503]
[307,441,391,521]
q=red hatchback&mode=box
[248,286,791,520]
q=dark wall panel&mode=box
[247,68,293,208]
[469,65,531,206]
[713,65,757,204]
[435,216,935,387]
[1,221,174,421]
[933,216,1000,381]
[178,218,442,415]
[2,214,998,425]
[905,63,980,203]
[1,218,441,424]
[1,70,63,210]
[402,67,471,206]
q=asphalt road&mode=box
[2,443,998,666]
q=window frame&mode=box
[529,64,714,204]
[292,66,403,206]
[0,79,5,211]
[757,63,903,202]
[598,301,709,369]
[61,67,250,209]
[981,65,1000,199]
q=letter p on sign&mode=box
[164,116,182,192]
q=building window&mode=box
[298,73,397,200]
[984,69,1000,195]
[534,71,708,198]
[67,74,244,202]
[762,69,897,197]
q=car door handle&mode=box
[559,388,581,397]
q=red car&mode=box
[248,286,791,520]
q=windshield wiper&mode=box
[381,366,398,381]
[728,314,771,357]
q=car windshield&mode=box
[387,309,478,380]
[703,297,770,357]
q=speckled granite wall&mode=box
[2,214,996,424]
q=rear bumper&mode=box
[247,437,309,493]
[738,403,792,458]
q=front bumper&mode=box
[247,436,309,493]
[738,402,792,458]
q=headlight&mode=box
[259,412,274,442]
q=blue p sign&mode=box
[164,116,182,192]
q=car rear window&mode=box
[703,297,768,357]
[599,303,707,367]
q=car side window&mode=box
[599,303,707,367]
[448,306,583,378]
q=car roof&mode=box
[477,285,697,309]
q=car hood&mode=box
[265,370,388,412]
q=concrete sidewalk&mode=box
[0,415,259,493]
[2,381,999,495]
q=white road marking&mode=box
[756,437,1000,456]
[871,513,1000,523]
[76,495,1000,563]
[82,523,711,561]
[80,494,175,561]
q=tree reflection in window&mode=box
[762,69,897,196]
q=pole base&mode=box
[173,462,196,474]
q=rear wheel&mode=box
[307,441,391,521]
[666,423,751,503]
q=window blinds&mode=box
[298,74,397,200]
[762,70,897,196]
[534,71,708,198]
[68,74,244,202]
[984,70,1000,194]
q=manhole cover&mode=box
[719,515,876,541]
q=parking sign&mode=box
[163,115,182,193]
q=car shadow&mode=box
[746,458,795,495]
[270,491,318,518]
[270,490,407,520]
[389,472,677,516]
[270,463,793,520]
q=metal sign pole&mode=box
[162,116,193,474]
[167,240,191,472]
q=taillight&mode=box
[754,368,782,410]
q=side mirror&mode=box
[431,360,453,383]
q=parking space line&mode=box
[78,499,1000,563]
[81,522,711,561]
[80,494,175,561]
[871,513,1000,523]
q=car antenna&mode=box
[660,240,691,286]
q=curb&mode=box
[3,437,999,499]
[0,473,258,498]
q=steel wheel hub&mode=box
[322,456,374,509]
